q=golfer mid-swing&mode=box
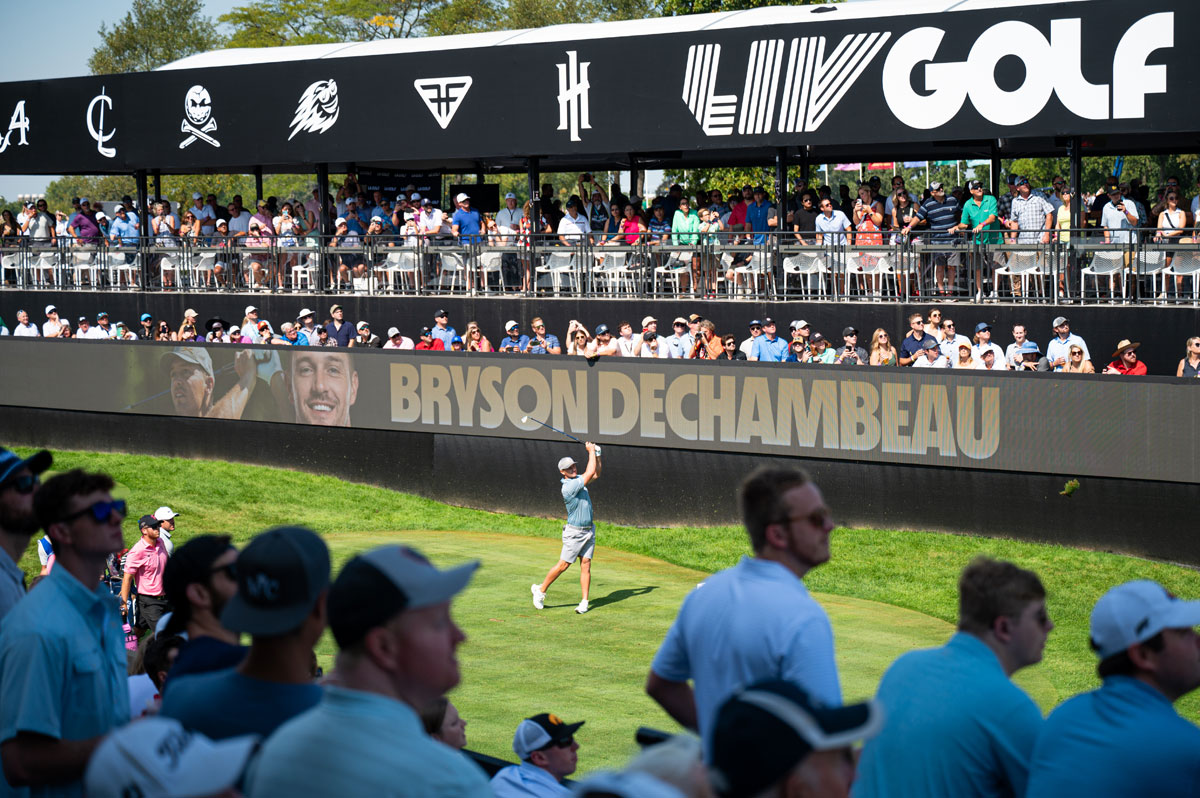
[532,441,601,614]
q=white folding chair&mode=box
[536,251,577,294]
[158,253,180,288]
[1134,250,1168,299]
[596,251,638,295]
[1164,251,1200,302]
[31,250,57,287]
[436,252,468,292]
[71,250,101,288]
[191,253,218,288]
[782,252,826,298]
[109,250,139,287]
[993,251,1044,299]
[476,251,505,293]
[653,251,692,295]
[377,250,421,293]
[291,255,317,291]
[1,251,21,286]
[1081,250,1128,300]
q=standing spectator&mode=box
[855,558,1050,798]
[162,535,246,681]
[120,515,171,633]
[491,713,583,798]
[152,506,178,556]
[834,327,867,365]
[21,199,54,245]
[712,680,880,798]
[1061,344,1094,373]
[869,328,898,366]
[1045,316,1090,370]
[952,181,1002,300]
[1025,581,1200,797]
[908,182,961,295]
[898,313,935,366]
[749,318,788,362]
[0,470,129,795]
[792,191,820,243]
[245,545,490,798]
[324,304,353,348]
[1157,190,1186,296]
[1005,324,1032,369]
[0,448,51,621]
[672,196,702,295]
[352,321,382,348]
[382,327,414,350]
[647,466,840,760]
[1103,339,1146,375]
[68,198,102,245]
[1176,336,1200,378]
[450,193,483,244]
[160,526,329,740]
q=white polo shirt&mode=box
[651,555,840,761]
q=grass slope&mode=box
[14,450,1199,747]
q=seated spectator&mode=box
[936,319,971,360]
[688,320,723,359]
[491,713,584,798]
[464,321,493,352]
[1176,336,1200,378]
[1014,341,1050,372]
[869,329,897,366]
[972,323,1004,363]
[975,348,1007,371]
[710,680,881,798]
[952,341,978,369]
[834,327,867,366]
[162,535,246,682]
[525,317,562,355]
[806,333,835,364]
[245,545,489,797]
[1103,339,1146,375]
[420,697,468,751]
[1046,316,1090,371]
[0,469,129,795]
[615,321,641,357]
[749,318,787,362]
[449,336,465,351]
[637,330,663,358]
[1004,325,1031,368]
[567,322,592,357]
[84,717,260,798]
[160,526,329,740]
[913,337,949,368]
[855,558,1050,798]
[1062,344,1094,373]
[898,313,935,366]
[414,327,445,350]
[665,318,693,359]
[1025,581,1200,797]
[719,334,746,361]
[592,324,620,356]
[382,327,414,349]
[572,771,688,798]
[352,321,382,348]
[498,320,530,353]
[640,317,669,358]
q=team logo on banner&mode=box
[413,76,473,129]
[289,79,340,140]
[86,87,117,159]
[0,100,30,154]
[556,50,591,142]
[179,85,220,149]
[682,33,890,137]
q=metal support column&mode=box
[989,145,1001,198]
[316,164,330,293]
[528,157,539,295]
[774,148,787,297]
[254,167,264,204]
[136,170,150,291]
[1067,136,1082,300]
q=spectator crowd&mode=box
[6,301,1200,376]
[1,449,1198,798]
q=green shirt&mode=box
[672,209,701,245]
[960,195,1002,244]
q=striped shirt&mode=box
[917,196,960,242]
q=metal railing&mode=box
[2,228,1197,304]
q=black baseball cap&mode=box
[967,179,983,190]
[221,526,331,637]
[138,514,160,529]
[842,327,857,337]
[710,680,882,798]
[512,713,585,760]
[328,545,478,650]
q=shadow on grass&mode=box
[543,586,661,611]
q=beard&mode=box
[0,501,39,537]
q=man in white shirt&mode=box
[647,466,841,761]
[496,193,524,243]
[972,323,1005,362]
[556,200,590,245]
[1100,187,1139,245]
[382,327,414,349]
[637,316,669,358]
[975,349,1007,371]
[1004,324,1031,369]
[740,319,764,357]
[913,337,950,368]
[42,305,63,338]
[491,713,582,798]
[935,318,971,360]
[190,192,216,234]
[226,199,252,237]
[12,309,39,337]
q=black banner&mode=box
[0,1,1190,174]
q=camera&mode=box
[643,331,656,341]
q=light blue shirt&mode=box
[107,216,139,245]
[0,566,130,798]
[490,762,571,798]
[431,325,458,350]
[853,632,1044,798]
[665,333,693,359]
[0,554,24,624]
[561,475,593,528]
[1044,332,1089,370]
[1026,676,1200,798]
[160,668,321,741]
[651,555,840,761]
[246,686,491,798]
[753,335,789,362]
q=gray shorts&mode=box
[560,524,595,563]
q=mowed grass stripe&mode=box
[323,529,958,771]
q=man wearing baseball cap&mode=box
[161,535,245,681]
[245,545,489,797]
[451,192,483,246]
[491,712,585,797]
[640,316,668,358]
[533,442,602,615]
[1025,581,1200,796]
[0,447,51,620]
[324,303,353,347]
[120,514,171,632]
[152,505,179,556]
[431,309,457,349]
[160,527,329,740]
[711,680,880,798]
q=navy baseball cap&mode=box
[221,527,331,636]
[975,322,991,333]
[749,319,763,327]
[595,323,610,335]
[0,448,52,488]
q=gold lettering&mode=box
[665,374,699,441]
[698,374,737,442]
[389,362,420,423]
[839,381,880,451]
[448,365,480,428]
[776,378,839,449]
[420,364,453,425]
[880,382,912,454]
[552,369,589,436]
[736,377,775,445]
[639,372,667,439]
[598,371,638,436]
[478,366,504,428]
[957,386,1000,459]
[503,368,551,429]
[910,383,957,456]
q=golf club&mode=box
[521,414,585,445]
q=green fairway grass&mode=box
[12,449,1200,773]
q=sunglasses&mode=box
[540,737,575,751]
[3,474,39,494]
[211,562,238,580]
[60,498,127,524]
[772,509,832,528]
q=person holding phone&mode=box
[834,327,868,365]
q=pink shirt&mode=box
[124,538,169,596]
[622,218,643,245]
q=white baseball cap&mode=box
[456,192,469,203]
[387,326,401,338]
[505,192,517,199]
[410,192,421,201]
[557,456,577,471]
[192,191,203,199]
[244,305,258,316]
[505,320,519,332]
[356,321,370,331]
[1090,580,1200,659]
[153,506,179,522]
[370,215,383,223]
[45,304,56,315]
[334,216,347,226]
[84,717,259,798]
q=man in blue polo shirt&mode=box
[898,312,937,366]
[745,186,776,245]
[430,310,457,350]
[450,193,483,244]
[1025,580,1200,797]
[750,318,788,362]
[853,557,1051,798]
